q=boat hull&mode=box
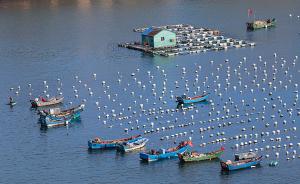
[41,113,80,128]
[88,135,141,150]
[247,19,276,31]
[179,149,224,162]
[177,93,209,104]
[40,105,84,121]
[117,138,148,152]
[220,157,262,171]
[140,145,190,162]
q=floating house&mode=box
[142,28,176,48]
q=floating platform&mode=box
[120,24,256,57]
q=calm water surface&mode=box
[0,0,300,183]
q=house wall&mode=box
[142,35,154,47]
[153,30,176,48]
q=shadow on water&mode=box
[178,158,220,168]
[87,148,117,155]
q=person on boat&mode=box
[9,96,14,104]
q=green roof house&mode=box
[142,28,176,48]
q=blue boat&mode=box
[139,141,193,162]
[41,113,81,128]
[88,135,141,150]
[220,156,262,171]
[39,104,84,121]
[176,93,209,104]
[117,137,149,152]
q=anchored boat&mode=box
[247,18,276,31]
[117,137,149,152]
[41,117,72,128]
[30,96,63,108]
[220,155,262,171]
[88,135,141,150]
[139,141,193,162]
[176,93,209,104]
[178,147,225,162]
[39,104,84,121]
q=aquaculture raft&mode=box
[119,24,256,57]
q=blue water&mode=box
[0,0,300,183]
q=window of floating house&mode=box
[170,39,174,42]
[161,37,165,41]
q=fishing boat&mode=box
[41,112,81,128]
[176,93,209,104]
[220,156,262,171]
[30,96,63,108]
[39,104,84,121]
[7,97,16,106]
[117,137,149,152]
[7,101,17,106]
[246,18,276,31]
[178,147,225,162]
[41,117,71,128]
[88,135,141,149]
[139,141,193,162]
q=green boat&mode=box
[247,18,276,31]
[178,147,225,162]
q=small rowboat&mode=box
[117,137,149,152]
[178,147,225,162]
[30,96,63,108]
[42,117,71,128]
[41,112,81,128]
[220,156,262,171]
[176,93,209,104]
[88,135,141,150]
[139,141,193,162]
[7,102,17,106]
[39,104,84,121]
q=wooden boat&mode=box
[7,102,17,106]
[176,93,209,104]
[117,137,149,152]
[220,156,262,171]
[178,147,225,162]
[88,135,141,149]
[31,96,63,108]
[247,18,276,31]
[41,113,81,128]
[39,104,84,121]
[139,141,193,162]
[41,118,70,128]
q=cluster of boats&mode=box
[22,93,264,170]
[29,96,84,128]
[88,134,262,171]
